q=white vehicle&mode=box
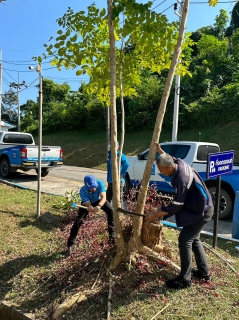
[125,141,239,220]
[0,131,63,178]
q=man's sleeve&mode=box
[98,180,106,193]
[162,183,189,218]
[80,186,89,203]
[121,153,129,177]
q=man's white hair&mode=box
[156,153,174,167]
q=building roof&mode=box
[0,120,16,129]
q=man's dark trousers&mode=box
[178,208,214,281]
[67,200,114,247]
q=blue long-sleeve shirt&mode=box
[107,150,129,183]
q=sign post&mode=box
[207,150,234,248]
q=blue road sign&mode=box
[207,150,234,179]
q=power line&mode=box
[3,69,17,82]
[2,76,11,86]
[160,3,176,14]
[190,1,236,3]
[2,60,53,66]
[152,0,167,11]
[3,66,56,73]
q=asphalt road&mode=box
[0,165,107,196]
[0,165,236,241]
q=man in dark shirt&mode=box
[145,143,214,289]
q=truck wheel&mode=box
[208,186,233,220]
[36,168,49,177]
[0,158,11,178]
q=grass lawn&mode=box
[1,183,239,319]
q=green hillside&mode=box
[40,120,239,170]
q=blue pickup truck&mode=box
[126,141,239,220]
[0,131,63,178]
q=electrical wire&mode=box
[3,66,57,73]
[2,60,53,65]
[2,76,11,86]
[3,69,17,82]
[152,0,167,11]
[190,1,237,3]
[160,3,176,14]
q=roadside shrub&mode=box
[178,83,239,129]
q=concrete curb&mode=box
[0,177,61,196]
[0,301,34,320]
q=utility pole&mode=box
[36,65,43,219]
[9,74,27,132]
[0,49,2,131]
[172,1,183,142]
[29,65,43,218]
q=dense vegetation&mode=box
[2,5,239,137]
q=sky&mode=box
[0,0,237,105]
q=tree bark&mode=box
[107,0,126,270]
[132,0,190,244]
[108,0,189,271]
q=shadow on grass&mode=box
[0,251,65,301]
[18,211,63,232]
[0,209,16,215]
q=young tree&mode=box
[39,0,218,270]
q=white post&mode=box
[36,65,43,218]
[17,73,20,132]
[172,1,183,142]
[0,49,2,131]
[172,75,180,141]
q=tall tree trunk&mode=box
[107,0,127,269]
[131,0,190,245]
[118,46,125,195]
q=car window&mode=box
[197,145,220,161]
[3,134,34,144]
[161,144,174,155]
[141,144,175,161]
[174,145,190,159]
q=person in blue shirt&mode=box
[67,174,115,252]
[106,141,129,203]
[145,143,213,289]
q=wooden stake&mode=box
[107,276,113,319]
[151,304,170,320]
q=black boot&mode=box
[166,275,192,289]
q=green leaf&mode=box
[100,8,106,17]
[76,70,82,76]
[56,35,67,41]
[70,34,77,42]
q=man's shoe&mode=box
[191,268,211,281]
[67,237,75,247]
[166,276,192,289]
